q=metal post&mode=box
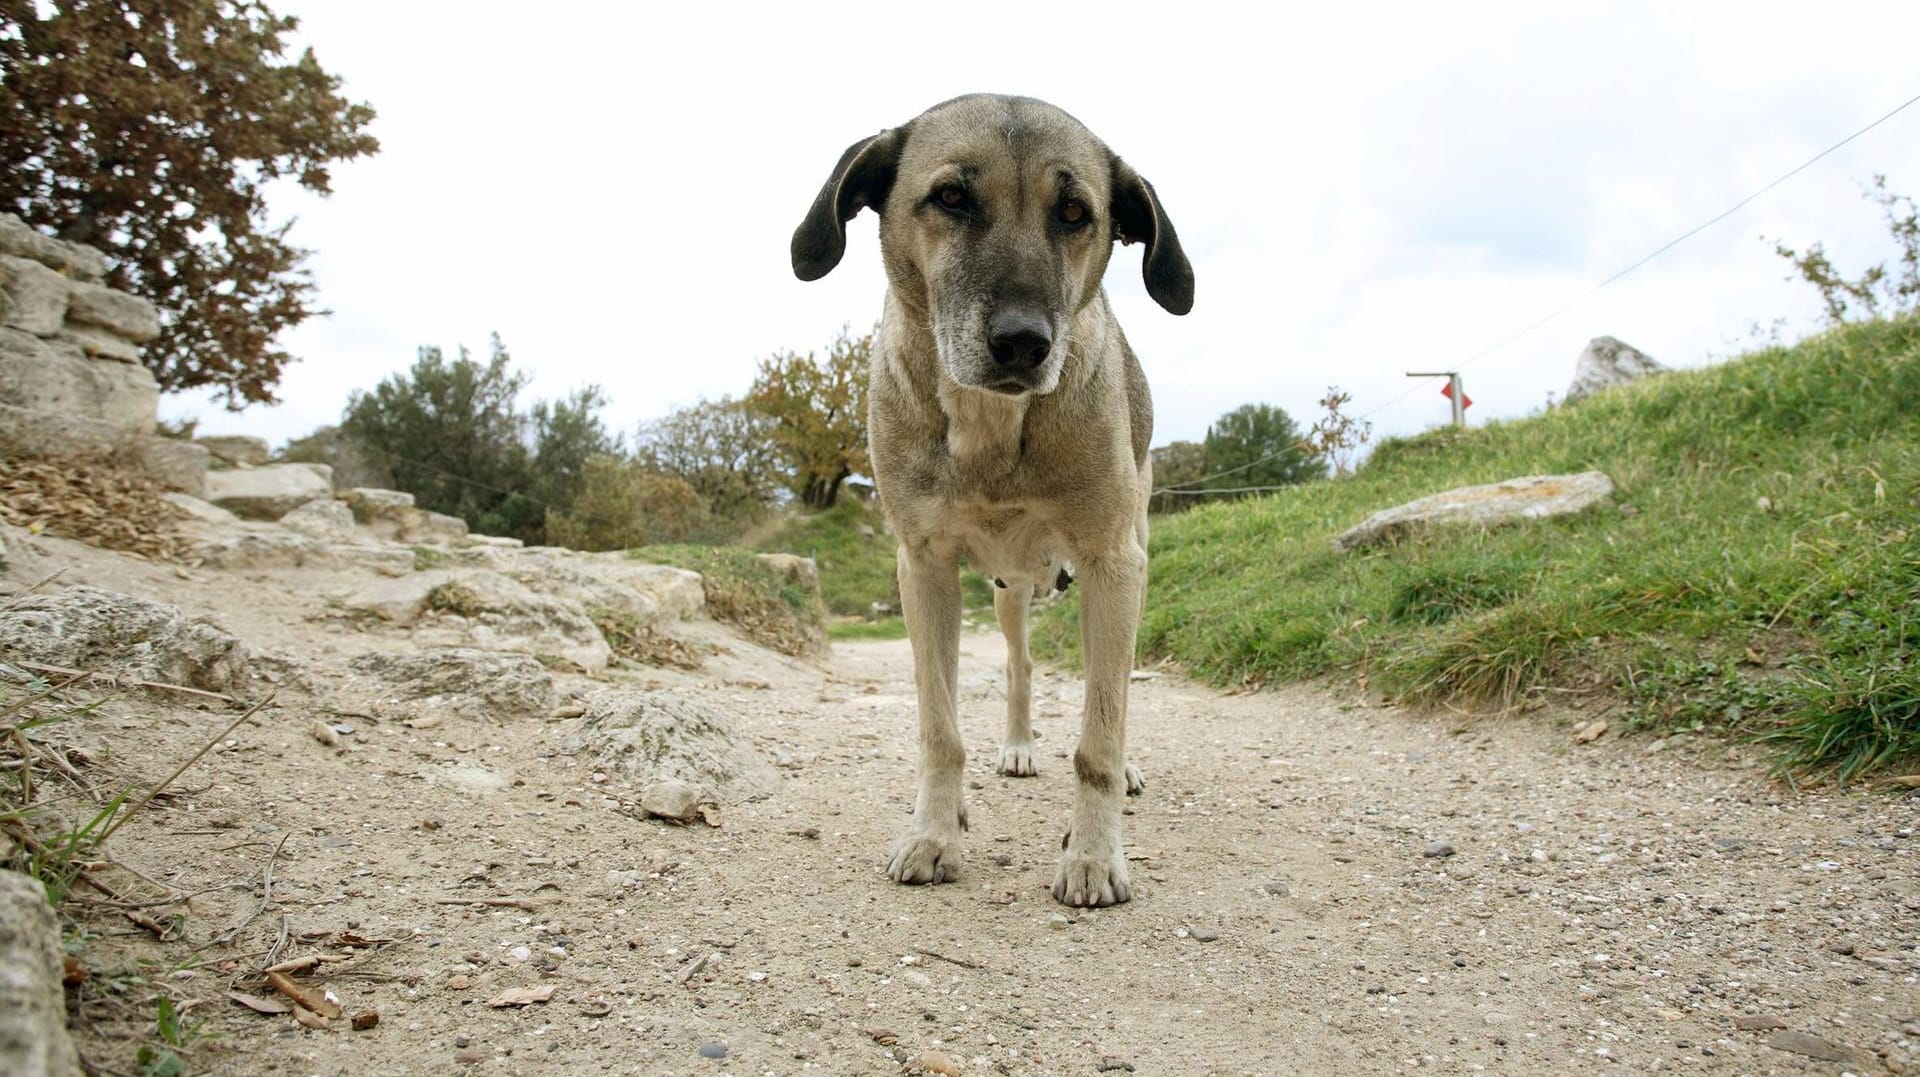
[1406,371,1466,429]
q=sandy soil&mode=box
[7,529,1919,1076]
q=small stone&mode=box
[1423,841,1456,859]
[1187,924,1219,942]
[900,970,931,989]
[1731,1014,1788,1031]
[1098,1058,1137,1073]
[446,974,470,990]
[1765,1029,1867,1064]
[914,1050,961,1076]
[509,946,531,962]
[1826,940,1856,956]
[698,1042,727,1060]
[351,1010,379,1031]
[454,1034,472,1048]
[308,721,341,748]
[1573,719,1609,744]
[1262,881,1290,896]
[1047,913,1070,931]
[454,1048,486,1064]
[639,779,704,824]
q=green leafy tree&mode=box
[748,327,871,508]
[339,335,615,543]
[544,455,708,552]
[1147,439,1208,514]
[0,0,379,406]
[638,395,783,532]
[1201,403,1321,498]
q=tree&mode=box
[748,327,871,508]
[1303,387,1373,476]
[1201,403,1321,497]
[1774,175,1919,325]
[0,1,379,406]
[638,396,783,530]
[1147,439,1207,514]
[338,334,615,544]
[544,455,708,552]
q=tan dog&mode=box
[791,94,1192,906]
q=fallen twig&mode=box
[11,660,243,705]
[433,896,538,911]
[0,568,66,612]
[912,946,984,970]
[217,832,291,945]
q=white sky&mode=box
[172,2,1920,454]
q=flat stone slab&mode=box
[1332,471,1615,552]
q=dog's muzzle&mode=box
[984,308,1052,393]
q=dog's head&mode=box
[792,94,1192,397]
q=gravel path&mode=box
[55,603,1914,1076]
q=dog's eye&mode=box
[933,185,969,214]
[1058,199,1089,228]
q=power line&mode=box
[1151,89,1920,496]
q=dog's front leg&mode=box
[886,539,967,884]
[1053,540,1145,907]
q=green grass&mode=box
[628,544,828,656]
[1036,314,1920,781]
[828,616,909,641]
[752,498,998,623]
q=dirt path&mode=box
[6,525,1917,1076]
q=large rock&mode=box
[0,255,71,336]
[347,570,612,671]
[189,532,412,577]
[564,690,777,803]
[1565,336,1667,403]
[1332,472,1615,552]
[277,497,358,540]
[203,463,334,519]
[127,437,208,497]
[0,214,107,282]
[51,324,139,364]
[195,435,270,468]
[0,405,195,495]
[0,585,248,693]
[587,556,706,620]
[63,281,160,342]
[0,328,158,433]
[0,870,82,1077]
[347,648,556,721]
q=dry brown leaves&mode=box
[0,451,186,560]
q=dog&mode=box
[790,94,1192,907]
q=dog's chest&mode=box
[952,502,1066,587]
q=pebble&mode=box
[454,1034,472,1048]
[351,1009,380,1030]
[446,974,470,990]
[1098,1058,1137,1073]
[509,946,532,962]
[915,1050,961,1075]
[900,970,932,989]
[698,1041,728,1059]
[1423,841,1457,859]
[1047,913,1070,931]
[1187,924,1219,942]
[308,720,340,747]
[454,1048,486,1064]
[1262,881,1290,896]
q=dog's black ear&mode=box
[1110,155,1194,315]
[791,126,909,281]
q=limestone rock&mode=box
[127,437,208,497]
[403,510,469,546]
[564,690,776,803]
[63,282,160,342]
[1565,336,1667,403]
[195,435,270,468]
[278,497,358,540]
[638,779,704,823]
[204,463,334,519]
[50,324,139,364]
[587,556,706,620]
[0,585,248,693]
[0,254,71,336]
[341,572,445,625]
[0,214,108,281]
[347,647,556,721]
[1333,472,1615,552]
[190,532,334,571]
[414,572,611,671]
[756,551,819,589]
[0,870,83,1077]
[345,488,415,519]
[489,549,661,624]
[0,328,157,433]
[160,493,239,525]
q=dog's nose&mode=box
[987,311,1052,371]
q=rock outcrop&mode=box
[0,213,208,495]
[565,690,778,804]
[347,648,557,721]
[0,585,249,692]
[1333,472,1615,552]
[0,870,82,1077]
[1565,336,1667,403]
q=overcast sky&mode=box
[172,2,1920,455]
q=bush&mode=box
[544,456,708,551]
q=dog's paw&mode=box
[998,741,1039,778]
[1124,761,1146,797]
[1052,850,1132,907]
[886,828,963,885]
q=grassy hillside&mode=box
[1037,315,1920,781]
[753,499,996,639]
